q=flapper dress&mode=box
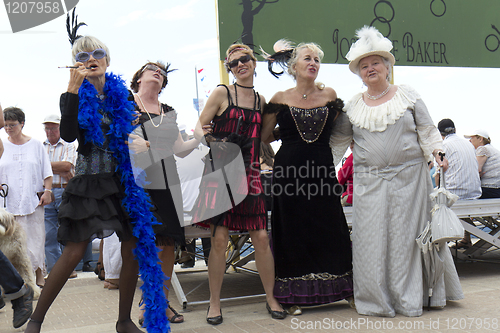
[133,105,185,246]
[192,85,266,230]
[264,100,354,305]
[57,92,133,244]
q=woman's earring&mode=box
[254,71,257,77]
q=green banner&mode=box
[218,0,500,68]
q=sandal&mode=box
[94,262,105,281]
[104,279,119,290]
[138,302,184,325]
[450,240,472,250]
[167,304,184,323]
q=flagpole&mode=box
[195,66,200,117]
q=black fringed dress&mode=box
[265,100,353,305]
[192,85,267,231]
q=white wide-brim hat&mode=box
[464,129,490,140]
[346,26,396,74]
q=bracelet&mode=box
[44,189,52,192]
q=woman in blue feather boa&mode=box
[26,36,168,333]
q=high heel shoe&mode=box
[167,305,184,323]
[206,306,223,325]
[266,302,287,319]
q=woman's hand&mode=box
[132,111,141,126]
[39,190,53,206]
[128,134,149,154]
[202,123,213,135]
[67,62,88,94]
[436,155,449,171]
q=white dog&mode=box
[0,208,41,298]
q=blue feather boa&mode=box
[78,73,170,333]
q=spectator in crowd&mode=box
[455,130,500,249]
[0,107,53,288]
[437,119,481,200]
[0,249,34,328]
[464,129,500,198]
[42,115,79,279]
[428,161,437,188]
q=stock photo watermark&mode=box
[3,0,78,32]
[290,317,499,331]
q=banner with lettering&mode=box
[217,0,500,68]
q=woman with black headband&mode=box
[191,43,286,325]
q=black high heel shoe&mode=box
[266,302,287,319]
[206,306,223,325]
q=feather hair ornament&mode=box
[346,25,395,73]
[66,7,86,46]
[260,39,295,78]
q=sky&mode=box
[1,0,499,154]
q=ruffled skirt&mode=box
[57,173,133,245]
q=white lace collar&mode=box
[343,84,420,132]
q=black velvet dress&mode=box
[265,100,353,305]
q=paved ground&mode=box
[1,248,500,333]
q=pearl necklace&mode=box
[366,84,391,100]
[135,93,163,127]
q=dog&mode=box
[0,208,41,299]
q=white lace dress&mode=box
[333,85,464,317]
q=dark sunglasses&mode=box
[75,49,106,63]
[227,54,251,69]
[141,64,168,79]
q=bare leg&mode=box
[116,237,143,333]
[207,225,229,318]
[139,245,183,323]
[248,229,282,311]
[35,268,45,287]
[25,241,88,333]
[157,245,183,322]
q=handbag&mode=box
[430,165,464,244]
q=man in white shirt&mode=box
[42,115,78,275]
[437,118,481,200]
[438,118,481,250]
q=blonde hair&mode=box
[225,44,256,72]
[288,42,324,79]
[71,36,110,66]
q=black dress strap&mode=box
[216,84,234,106]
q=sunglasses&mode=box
[141,64,168,79]
[75,49,106,63]
[227,54,252,69]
